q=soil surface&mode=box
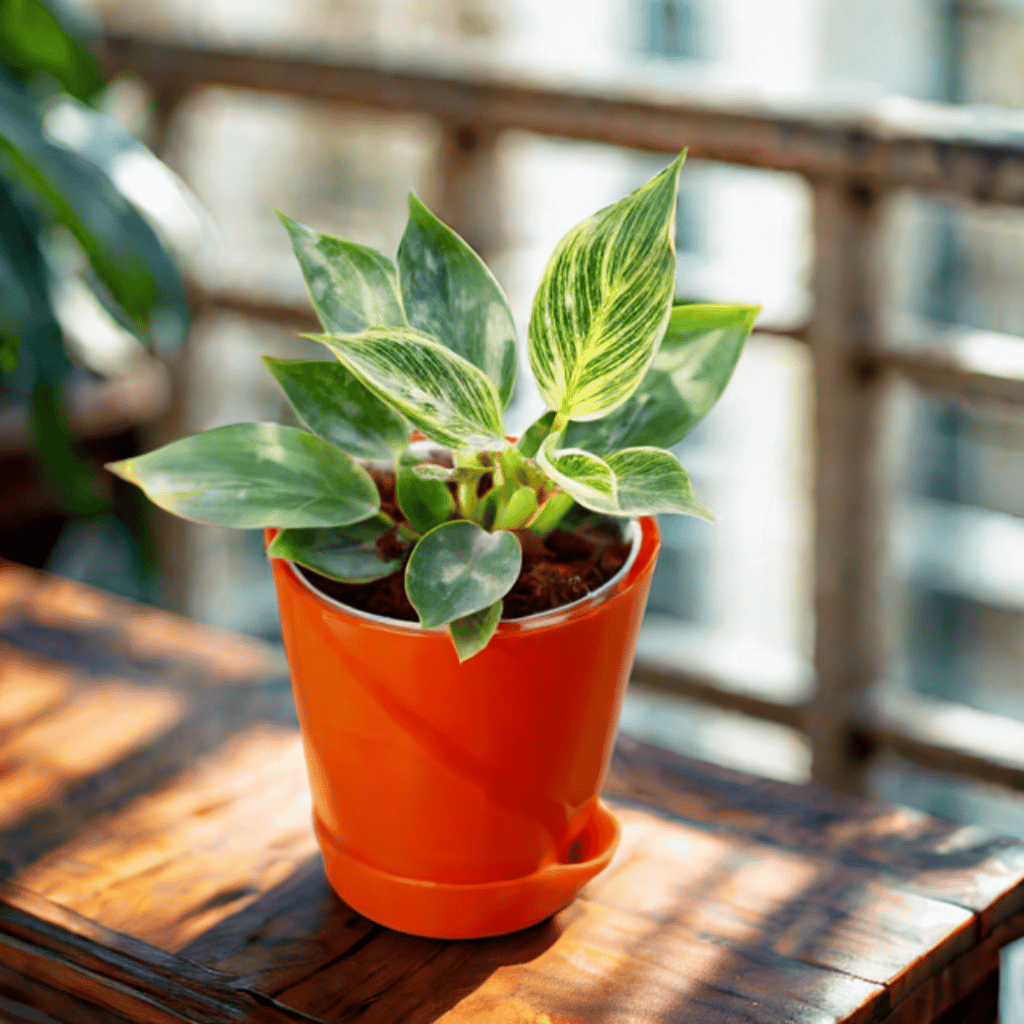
[299,469,632,623]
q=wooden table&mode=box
[0,561,1021,1023]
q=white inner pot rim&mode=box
[287,518,643,634]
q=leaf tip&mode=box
[104,459,136,484]
[664,149,687,184]
[693,501,716,523]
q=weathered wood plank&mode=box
[608,736,1024,933]
[0,887,310,1023]
[585,808,976,1008]
[0,560,285,684]
[0,963,140,1024]
[177,857,378,994]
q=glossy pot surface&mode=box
[269,516,660,938]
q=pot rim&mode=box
[285,517,644,634]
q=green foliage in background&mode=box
[0,0,188,522]
[111,152,758,659]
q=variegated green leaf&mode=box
[405,521,521,629]
[537,435,616,511]
[268,515,404,582]
[398,194,518,408]
[106,423,379,528]
[607,447,713,519]
[278,211,406,334]
[317,327,507,451]
[538,435,711,519]
[528,151,686,421]
[449,601,503,662]
[264,357,409,460]
[565,303,759,453]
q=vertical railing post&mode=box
[144,85,196,617]
[436,122,504,262]
[807,178,886,795]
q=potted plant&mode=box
[108,150,758,940]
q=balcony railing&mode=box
[104,29,1024,797]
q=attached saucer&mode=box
[314,801,621,940]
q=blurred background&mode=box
[6,0,1024,835]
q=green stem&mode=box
[526,491,575,535]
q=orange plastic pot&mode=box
[267,516,660,939]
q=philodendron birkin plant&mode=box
[109,151,758,660]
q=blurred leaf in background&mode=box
[0,0,194,600]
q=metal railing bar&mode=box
[865,348,1024,405]
[0,363,171,457]
[860,685,1024,794]
[104,31,1024,205]
[192,287,319,332]
[633,663,1024,795]
[806,180,885,795]
[194,284,808,342]
[631,660,806,730]
[866,319,1024,405]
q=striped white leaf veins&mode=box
[317,327,507,451]
[528,152,686,422]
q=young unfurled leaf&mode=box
[318,327,507,450]
[410,462,487,484]
[493,486,538,530]
[268,515,404,582]
[278,212,406,334]
[406,521,521,629]
[398,195,518,408]
[537,435,616,511]
[397,466,456,533]
[525,491,575,535]
[565,303,759,453]
[528,152,685,421]
[538,435,711,519]
[265,357,409,460]
[448,601,503,662]
[107,423,379,528]
[516,410,556,458]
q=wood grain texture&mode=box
[0,561,1018,1022]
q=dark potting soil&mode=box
[299,468,632,623]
